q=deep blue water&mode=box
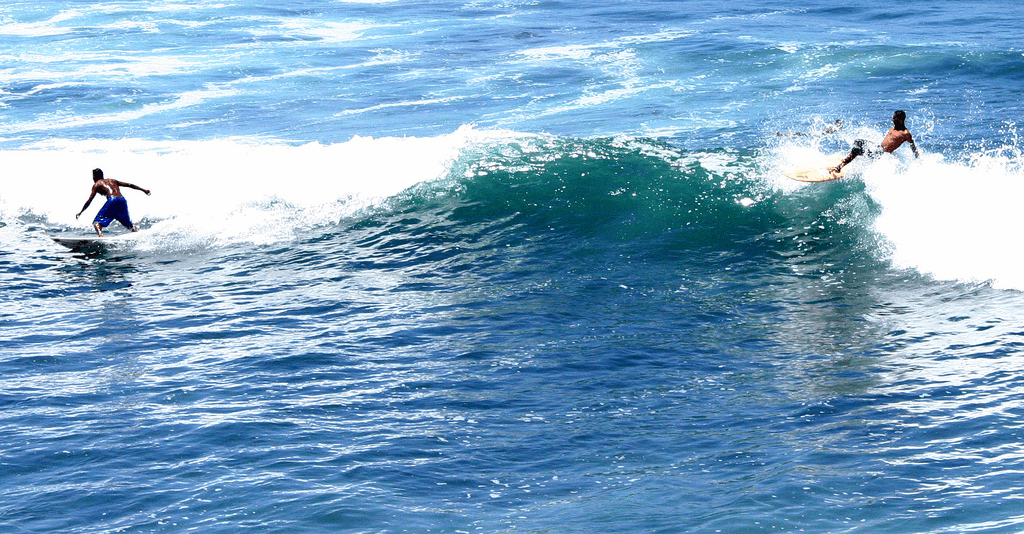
[3,1,1024,533]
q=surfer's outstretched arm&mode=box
[117,180,151,196]
[76,185,99,219]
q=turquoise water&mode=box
[3,2,1024,532]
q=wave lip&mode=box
[7,125,1023,292]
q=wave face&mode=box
[0,133,871,277]
[6,131,1022,290]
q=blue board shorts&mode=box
[93,196,133,229]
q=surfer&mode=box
[830,110,919,175]
[76,168,151,237]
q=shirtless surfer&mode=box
[76,168,151,237]
[830,110,919,175]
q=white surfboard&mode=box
[53,233,139,252]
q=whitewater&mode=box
[3,1,1024,533]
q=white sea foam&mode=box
[3,85,239,134]
[1,126,517,249]
[865,152,1024,290]
[240,18,374,44]
[0,10,82,37]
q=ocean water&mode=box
[3,1,1024,532]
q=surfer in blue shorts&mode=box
[830,110,919,175]
[76,168,151,237]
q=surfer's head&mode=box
[892,110,908,130]
[92,168,104,182]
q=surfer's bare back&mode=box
[76,168,151,237]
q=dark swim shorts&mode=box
[850,139,884,158]
[93,196,133,229]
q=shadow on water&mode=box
[56,250,140,292]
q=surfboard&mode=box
[784,159,845,183]
[52,234,137,252]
